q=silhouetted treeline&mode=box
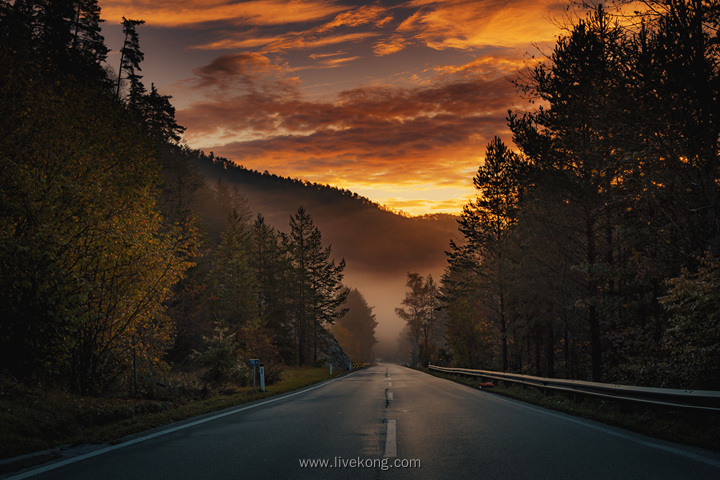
[442,2,720,390]
[196,151,380,208]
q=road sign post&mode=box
[249,359,260,390]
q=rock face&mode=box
[315,327,351,370]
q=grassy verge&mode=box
[422,368,720,452]
[0,366,342,460]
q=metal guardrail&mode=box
[428,365,720,412]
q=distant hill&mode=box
[192,153,460,277]
[190,152,462,349]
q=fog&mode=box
[343,265,446,360]
[196,158,460,358]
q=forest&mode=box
[0,0,378,397]
[431,0,720,391]
[4,0,720,399]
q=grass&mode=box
[422,368,720,453]
[0,366,342,460]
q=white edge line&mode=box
[468,382,720,469]
[6,371,360,480]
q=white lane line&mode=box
[384,420,397,457]
[5,371,360,480]
[387,392,394,401]
[474,387,720,469]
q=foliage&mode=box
[209,210,258,328]
[0,68,196,393]
[0,0,196,395]
[248,214,294,362]
[194,324,250,388]
[237,318,284,385]
[659,254,720,389]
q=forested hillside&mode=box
[0,0,398,395]
[192,152,459,276]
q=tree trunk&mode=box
[500,292,508,372]
[545,321,555,378]
[587,215,602,382]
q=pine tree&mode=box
[449,137,523,372]
[2,0,107,81]
[210,211,258,330]
[116,16,145,101]
[285,207,348,365]
[249,214,293,361]
[141,83,186,143]
[70,0,108,72]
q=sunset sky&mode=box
[99,0,570,215]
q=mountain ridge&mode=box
[191,152,461,276]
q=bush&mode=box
[262,363,284,386]
[660,254,720,389]
[194,325,249,388]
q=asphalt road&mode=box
[6,364,720,480]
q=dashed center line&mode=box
[383,370,396,457]
[384,420,397,457]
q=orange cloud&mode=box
[317,56,361,67]
[373,35,408,56]
[388,0,563,53]
[316,2,394,31]
[188,2,393,52]
[100,0,347,26]
[431,54,527,78]
[193,31,380,52]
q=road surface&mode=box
[6,364,720,479]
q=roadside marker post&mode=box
[259,364,265,392]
